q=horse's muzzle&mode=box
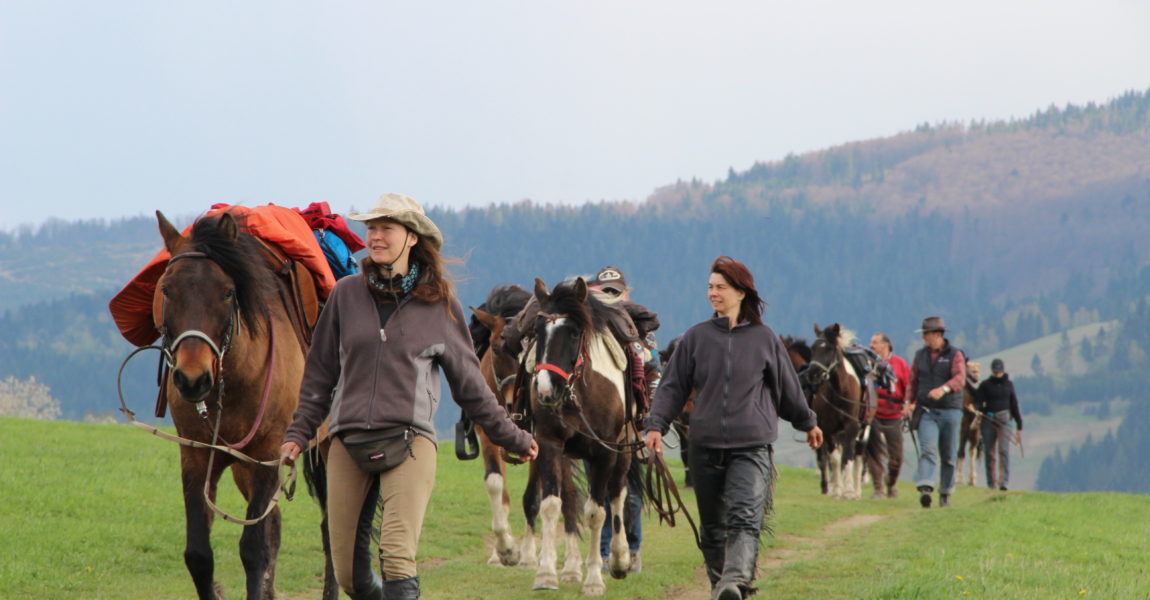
[172,368,214,402]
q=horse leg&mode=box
[581,496,608,596]
[231,462,280,600]
[302,445,341,600]
[532,447,563,590]
[815,444,829,495]
[478,427,518,566]
[558,459,583,585]
[180,449,226,600]
[519,461,540,568]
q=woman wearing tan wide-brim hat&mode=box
[281,193,538,599]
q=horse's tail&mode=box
[302,444,328,509]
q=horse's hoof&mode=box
[582,582,606,596]
[560,570,582,584]
[533,574,560,590]
[609,567,629,580]
[498,547,521,567]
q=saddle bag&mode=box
[340,427,415,473]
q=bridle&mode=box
[116,249,291,526]
[532,311,588,409]
[157,251,240,419]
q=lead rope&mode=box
[642,447,702,550]
[116,329,296,526]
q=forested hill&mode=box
[2,91,1150,489]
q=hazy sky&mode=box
[2,1,1148,230]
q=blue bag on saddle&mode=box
[314,229,359,280]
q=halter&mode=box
[532,312,587,383]
[532,311,588,408]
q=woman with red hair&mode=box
[644,256,822,600]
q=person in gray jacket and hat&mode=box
[644,256,822,600]
[904,316,967,508]
[280,193,537,600]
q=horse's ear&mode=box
[533,277,550,303]
[471,306,499,331]
[813,323,822,337]
[827,323,841,339]
[218,212,239,241]
[573,277,588,302]
[156,210,184,254]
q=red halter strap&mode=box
[532,314,587,384]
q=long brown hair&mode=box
[711,255,765,326]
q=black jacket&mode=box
[645,316,817,448]
[974,375,1023,430]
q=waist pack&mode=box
[340,427,415,473]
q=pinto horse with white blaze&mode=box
[527,277,635,596]
[806,324,869,500]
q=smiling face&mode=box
[365,218,417,269]
[708,272,745,321]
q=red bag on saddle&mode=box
[109,204,338,347]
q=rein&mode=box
[643,450,702,550]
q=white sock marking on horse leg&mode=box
[485,472,516,565]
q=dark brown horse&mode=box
[527,277,634,595]
[657,335,696,487]
[807,324,868,500]
[154,211,309,600]
[781,335,825,491]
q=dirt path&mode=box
[666,513,886,600]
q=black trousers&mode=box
[689,443,774,590]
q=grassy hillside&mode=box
[2,418,1148,599]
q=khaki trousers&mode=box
[327,434,437,587]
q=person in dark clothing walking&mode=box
[643,256,823,600]
[904,316,966,509]
[972,358,1022,490]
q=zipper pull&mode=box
[380,329,387,342]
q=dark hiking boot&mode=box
[715,582,743,600]
[383,576,420,600]
[712,533,758,600]
[999,486,1008,491]
[940,494,951,507]
[918,486,933,508]
[346,578,383,600]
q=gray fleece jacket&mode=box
[645,316,817,448]
[284,273,532,454]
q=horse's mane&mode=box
[547,277,612,334]
[187,213,275,335]
[468,284,532,353]
[484,285,532,319]
[782,335,812,362]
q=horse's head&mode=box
[531,277,592,409]
[472,306,520,406]
[807,323,852,391]
[155,210,270,403]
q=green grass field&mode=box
[2,417,1147,599]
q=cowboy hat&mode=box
[347,193,443,250]
[915,316,947,333]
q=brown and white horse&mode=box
[806,324,869,500]
[957,361,983,486]
[527,277,634,595]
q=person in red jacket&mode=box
[864,332,911,499]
